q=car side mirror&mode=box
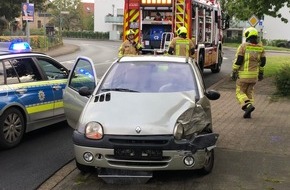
[205,90,220,100]
[78,86,93,96]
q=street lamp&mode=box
[59,10,69,39]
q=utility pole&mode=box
[26,0,30,44]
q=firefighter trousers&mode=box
[235,80,256,108]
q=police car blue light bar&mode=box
[9,41,32,53]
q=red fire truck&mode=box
[122,0,229,73]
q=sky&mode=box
[81,0,94,2]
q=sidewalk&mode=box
[44,43,80,57]
[38,75,290,189]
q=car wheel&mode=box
[0,108,25,149]
[76,160,95,173]
[198,53,204,73]
[197,149,214,175]
[211,51,222,73]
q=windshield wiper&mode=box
[101,88,139,92]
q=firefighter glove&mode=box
[258,72,264,81]
[231,70,238,81]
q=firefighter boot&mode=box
[242,103,255,119]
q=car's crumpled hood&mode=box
[79,91,198,135]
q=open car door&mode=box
[63,56,97,129]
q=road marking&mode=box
[60,60,75,65]
[223,57,228,60]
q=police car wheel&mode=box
[0,108,25,149]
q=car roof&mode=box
[117,55,193,64]
[0,51,51,59]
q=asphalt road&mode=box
[0,122,74,190]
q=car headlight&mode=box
[173,123,184,140]
[85,122,103,140]
[173,105,210,140]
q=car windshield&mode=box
[98,61,198,93]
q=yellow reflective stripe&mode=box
[176,39,190,44]
[233,64,240,70]
[245,46,263,52]
[244,53,249,71]
[238,72,258,78]
[26,101,64,114]
[54,100,63,109]
[176,45,180,55]
[26,103,54,114]
[186,44,189,57]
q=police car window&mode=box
[7,58,42,83]
[37,58,68,80]
[3,60,20,84]
[0,61,4,85]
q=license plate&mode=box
[114,147,162,160]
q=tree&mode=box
[47,0,83,31]
[0,0,46,22]
[220,0,290,23]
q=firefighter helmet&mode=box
[126,29,135,36]
[176,26,187,36]
[244,27,258,39]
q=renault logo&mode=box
[135,126,141,134]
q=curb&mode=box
[37,160,76,190]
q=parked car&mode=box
[0,41,69,149]
[63,55,220,176]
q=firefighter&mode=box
[118,29,142,57]
[231,27,266,118]
[168,26,195,57]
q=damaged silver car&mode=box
[63,55,220,178]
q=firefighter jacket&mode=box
[118,40,142,57]
[232,42,266,83]
[168,36,195,57]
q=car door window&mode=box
[69,58,96,91]
[37,57,68,80]
[5,58,42,83]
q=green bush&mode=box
[62,30,109,40]
[275,64,290,96]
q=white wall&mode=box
[94,0,124,32]
[263,6,290,40]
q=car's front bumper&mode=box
[73,132,218,171]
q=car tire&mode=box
[76,160,95,173]
[211,51,222,73]
[0,107,25,149]
[197,149,215,175]
[198,53,204,73]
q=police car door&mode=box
[63,56,97,129]
[3,57,54,120]
[35,56,69,116]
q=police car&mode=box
[0,41,69,149]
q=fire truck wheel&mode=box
[198,53,204,73]
[211,51,222,73]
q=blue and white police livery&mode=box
[0,41,69,149]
